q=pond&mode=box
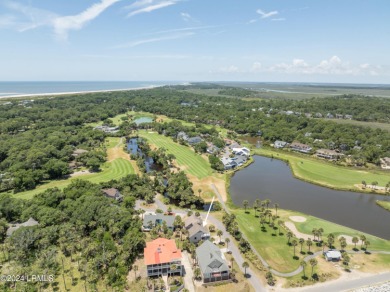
[127,137,163,173]
[133,116,153,125]
[230,155,390,239]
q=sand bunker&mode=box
[289,216,307,222]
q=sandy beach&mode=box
[0,85,161,99]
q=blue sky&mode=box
[0,0,389,83]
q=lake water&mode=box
[0,81,169,97]
[127,137,162,173]
[230,156,390,239]
[134,117,153,125]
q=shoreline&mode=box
[0,85,162,99]
[244,145,390,197]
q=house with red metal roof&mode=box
[144,238,183,277]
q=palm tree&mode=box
[318,228,324,242]
[291,239,298,257]
[312,228,318,241]
[306,238,313,253]
[260,216,266,228]
[365,240,370,252]
[242,261,249,277]
[340,239,347,251]
[361,180,366,188]
[264,199,271,209]
[299,238,305,253]
[170,264,178,278]
[274,203,279,217]
[352,236,359,249]
[360,235,366,249]
[217,230,223,243]
[372,181,378,190]
[327,233,335,249]
[300,260,307,278]
[309,258,318,277]
[225,238,230,249]
[278,220,284,235]
[194,267,201,281]
[243,200,249,212]
[286,231,293,245]
[254,199,260,217]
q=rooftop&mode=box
[144,238,182,266]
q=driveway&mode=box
[181,251,195,292]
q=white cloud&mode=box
[2,0,120,40]
[268,56,382,76]
[125,0,178,17]
[256,9,279,19]
[271,18,286,22]
[251,62,262,72]
[112,32,194,48]
[53,0,121,40]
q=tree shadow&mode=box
[301,276,308,280]
[293,256,299,260]
[300,251,306,255]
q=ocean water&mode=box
[0,81,169,97]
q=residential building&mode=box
[185,215,210,244]
[232,147,250,157]
[6,218,39,237]
[324,250,342,261]
[196,241,230,283]
[177,131,189,141]
[231,155,247,167]
[380,157,390,170]
[102,188,123,202]
[221,157,236,170]
[316,149,343,160]
[290,142,312,154]
[94,125,119,133]
[187,137,202,145]
[274,140,288,149]
[71,149,88,157]
[143,214,175,231]
[144,238,183,277]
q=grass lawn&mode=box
[138,131,212,179]
[376,200,390,212]
[277,209,390,251]
[231,208,390,274]
[327,118,390,132]
[13,138,134,200]
[250,147,390,192]
[231,209,321,273]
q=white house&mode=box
[324,250,342,261]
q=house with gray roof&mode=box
[274,140,288,149]
[187,137,202,145]
[196,241,230,283]
[185,215,210,243]
[143,214,175,231]
[177,131,189,141]
[6,218,39,237]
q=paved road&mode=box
[298,272,390,292]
